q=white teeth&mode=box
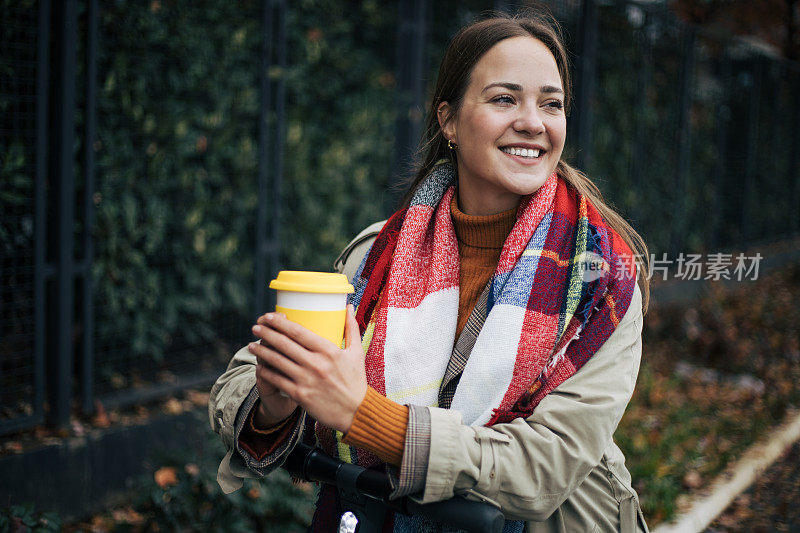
[501,147,542,158]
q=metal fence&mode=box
[1,0,798,436]
[0,0,46,434]
[544,0,800,254]
[1,0,287,434]
[86,0,286,412]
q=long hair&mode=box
[399,10,651,312]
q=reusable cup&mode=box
[268,271,355,346]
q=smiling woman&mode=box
[211,9,652,533]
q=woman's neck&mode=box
[450,194,517,249]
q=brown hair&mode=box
[400,10,651,312]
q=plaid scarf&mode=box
[312,162,637,531]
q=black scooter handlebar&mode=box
[283,442,504,533]
[405,496,506,533]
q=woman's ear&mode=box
[437,101,456,144]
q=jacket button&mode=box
[490,471,495,479]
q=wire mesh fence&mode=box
[560,0,800,255]
[0,0,44,433]
[1,0,798,436]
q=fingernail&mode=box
[263,313,275,322]
[252,325,262,333]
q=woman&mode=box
[210,10,651,532]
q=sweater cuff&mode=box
[238,399,300,461]
[343,386,409,466]
[248,398,298,434]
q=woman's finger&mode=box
[248,340,303,382]
[258,312,336,353]
[256,359,298,400]
[343,304,362,351]
[252,323,313,367]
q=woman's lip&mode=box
[501,143,546,150]
[499,147,545,164]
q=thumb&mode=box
[344,304,362,352]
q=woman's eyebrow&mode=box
[481,82,564,95]
[540,85,564,95]
[481,82,523,93]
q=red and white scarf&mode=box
[319,162,637,466]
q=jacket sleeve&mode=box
[209,220,387,494]
[417,284,644,522]
[209,344,308,493]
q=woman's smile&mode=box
[499,144,547,162]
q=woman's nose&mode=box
[513,106,545,135]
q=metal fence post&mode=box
[711,52,731,249]
[769,63,784,164]
[273,0,286,297]
[742,57,762,240]
[671,27,695,255]
[631,10,651,224]
[32,0,52,433]
[392,0,428,209]
[574,0,597,171]
[767,62,784,237]
[47,0,78,429]
[255,0,272,320]
[790,71,800,233]
[256,0,286,319]
[81,0,98,416]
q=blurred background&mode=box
[1,0,799,531]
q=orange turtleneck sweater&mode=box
[239,195,518,466]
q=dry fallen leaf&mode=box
[90,514,114,532]
[683,470,702,489]
[297,481,313,493]
[93,401,111,428]
[164,398,183,415]
[111,507,145,525]
[71,419,86,437]
[186,390,210,406]
[154,466,179,488]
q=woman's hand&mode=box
[248,304,367,433]
[251,351,299,428]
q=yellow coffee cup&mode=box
[268,271,355,346]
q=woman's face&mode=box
[439,36,567,215]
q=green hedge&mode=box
[92,1,265,374]
[89,0,399,386]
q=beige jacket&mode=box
[210,223,649,532]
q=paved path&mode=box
[706,440,800,532]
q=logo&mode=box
[579,252,608,282]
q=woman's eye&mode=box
[545,100,564,110]
[492,95,515,105]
